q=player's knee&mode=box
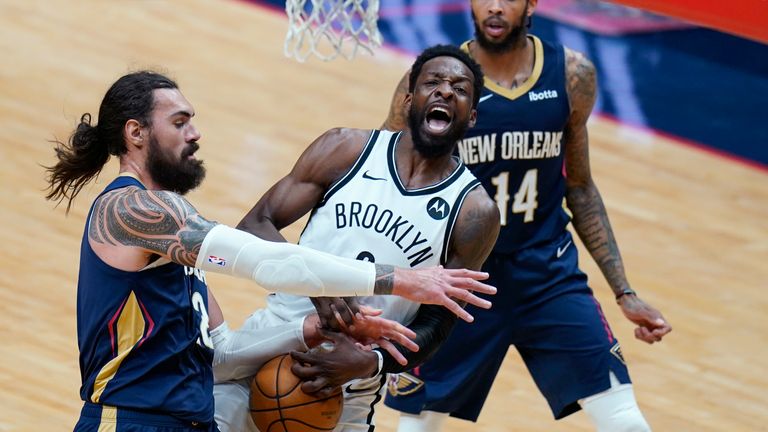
[580,385,651,432]
[594,405,650,432]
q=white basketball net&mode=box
[284,0,382,62]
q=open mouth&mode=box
[425,106,452,134]
[184,143,200,160]
[484,18,507,37]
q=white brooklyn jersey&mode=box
[267,129,481,325]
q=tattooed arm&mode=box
[381,71,411,131]
[563,48,671,343]
[87,182,493,313]
[88,186,215,270]
[373,187,500,374]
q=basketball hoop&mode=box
[284,0,382,62]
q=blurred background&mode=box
[258,0,768,166]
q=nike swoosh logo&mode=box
[479,94,494,104]
[556,240,572,258]
[362,170,387,181]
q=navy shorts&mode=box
[74,403,218,432]
[385,231,631,420]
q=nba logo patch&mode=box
[207,255,226,267]
[388,372,424,397]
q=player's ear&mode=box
[124,119,145,149]
[403,93,413,113]
[468,108,477,129]
[527,0,538,17]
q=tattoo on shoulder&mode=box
[89,187,215,266]
[373,264,395,295]
[565,49,597,121]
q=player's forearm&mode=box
[566,183,631,295]
[375,304,457,374]
[196,225,379,296]
[236,209,287,243]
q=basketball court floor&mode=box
[0,1,766,431]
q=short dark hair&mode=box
[408,44,484,107]
[45,71,178,212]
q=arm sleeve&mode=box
[374,304,458,374]
[196,224,375,297]
[211,320,308,383]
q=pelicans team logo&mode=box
[610,342,626,365]
[426,197,450,220]
[388,372,425,397]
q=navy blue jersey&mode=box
[77,176,214,423]
[458,36,571,253]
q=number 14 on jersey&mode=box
[491,169,538,226]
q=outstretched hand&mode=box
[291,329,379,398]
[618,294,672,344]
[310,300,418,365]
[393,266,495,323]
[341,305,418,365]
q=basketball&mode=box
[250,354,343,432]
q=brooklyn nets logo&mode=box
[426,197,450,220]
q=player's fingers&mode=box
[300,378,328,394]
[378,339,407,365]
[355,342,374,351]
[634,327,656,344]
[653,323,672,338]
[439,295,475,322]
[331,301,355,327]
[634,327,647,343]
[653,318,672,332]
[448,288,492,310]
[330,305,350,332]
[376,319,418,348]
[291,362,324,380]
[315,386,338,399]
[449,278,497,296]
[377,318,417,340]
[384,329,419,352]
[444,268,489,281]
[290,350,317,364]
[357,305,383,317]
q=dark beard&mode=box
[472,9,527,54]
[147,135,206,195]
[407,105,469,159]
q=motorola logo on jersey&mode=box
[426,197,450,220]
[529,89,559,101]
